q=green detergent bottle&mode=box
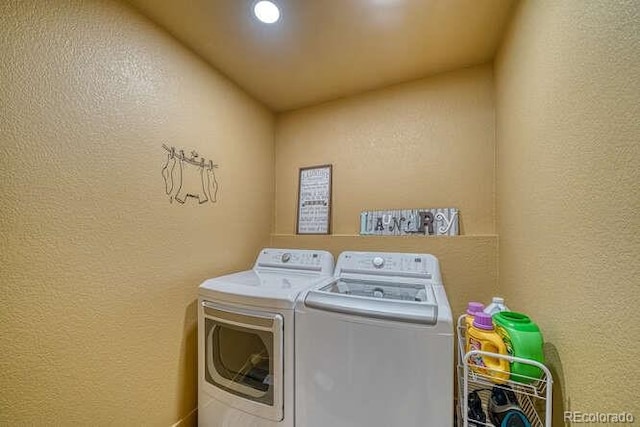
[493,311,544,384]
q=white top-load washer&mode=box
[295,251,453,427]
[198,248,334,427]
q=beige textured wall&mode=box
[275,65,496,236]
[273,65,498,316]
[496,0,640,422]
[0,1,274,425]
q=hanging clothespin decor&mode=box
[161,144,219,205]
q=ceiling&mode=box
[126,0,516,111]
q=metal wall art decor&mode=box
[359,208,459,236]
[161,144,219,205]
[297,164,332,235]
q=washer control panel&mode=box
[255,248,334,274]
[336,251,438,279]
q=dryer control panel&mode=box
[255,248,334,274]
[335,251,440,281]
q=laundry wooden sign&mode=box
[360,208,459,236]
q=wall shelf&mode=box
[271,233,498,239]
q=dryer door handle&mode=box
[201,301,281,332]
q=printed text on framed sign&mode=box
[297,165,332,235]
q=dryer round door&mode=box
[201,301,283,421]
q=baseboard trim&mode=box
[171,407,197,427]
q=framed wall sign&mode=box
[296,164,332,234]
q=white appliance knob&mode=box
[281,253,291,263]
[372,257,384,268]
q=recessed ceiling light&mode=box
[254,1,280,24]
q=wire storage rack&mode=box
[456,315,553,427]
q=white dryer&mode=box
[295,251,453,427]
[198,248,334,427]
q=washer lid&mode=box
[199,270,330,309]
[304,278,439,325]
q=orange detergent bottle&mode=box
[466,312,510,383]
